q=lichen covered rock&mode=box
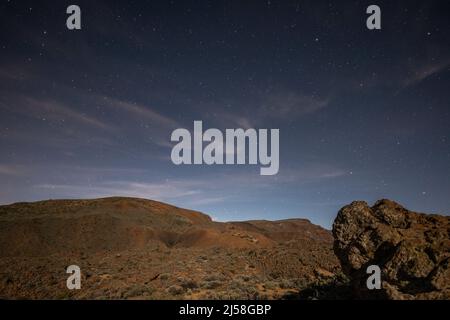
[333,199,450,299]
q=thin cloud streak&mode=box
[260,91,329,120]
[202,90,331,130]
[0,164,25,176]
[403,59,450,87]
[0,95,116,132]
[35,180,203,203]
[102,97,179,128]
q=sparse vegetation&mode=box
[0,197,339,299]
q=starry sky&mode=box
[0,0,449,228]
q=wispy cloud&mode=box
[91,96,180,148]
[29,97,115,131]
[403,59,450,87]
[212,112,255,129]
[0,95,115,132]
[214,163,348,185]
[260,92,329,120]
[0,65,30,82]
[188,196,229,206]
[35,179,203,203]
[102,97,179,128]
[34,180,232,211]
[0,164,25,176]
[0,90,181,152]
[202,90,330,129]
[23,161,347,213]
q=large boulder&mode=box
[333,199,450,299]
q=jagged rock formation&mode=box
[333,199,450,299]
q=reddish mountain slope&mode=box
[0,197,338,299]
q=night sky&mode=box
[0,0,449,228]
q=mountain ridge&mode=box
[0,196,339,299]
[0,196,332,257]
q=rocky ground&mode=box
[0,197,448,300]
[0,197,340,299]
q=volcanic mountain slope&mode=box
[0,197,339,299]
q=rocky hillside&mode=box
[0,197,332,256]
[1,197,447,300]
[0,197,338,299]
